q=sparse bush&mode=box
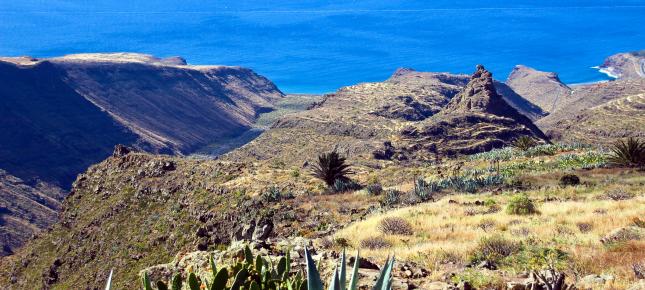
[600,188,634,201]
[311,149,353,187]
[634,217,645,228]
[378,217,413,235]
[576,222,594,233]
[469,235,520,265]
[366,183,383,196]
[452,269,504,289]
[380,189,403,207]
[333,237,349,248]
[512,136,538,151]
[506,194,538,215]
[607,137,645,167]
[261,186,293,202]
[512,245,569,271]
[360,236,391,249]
[559,174,580,187]
[477,219,496,232]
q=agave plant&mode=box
[140,246,395,290]
[311,150,354,187]
[305,248,394,290]
[512,136,538,151]
[105,269,113,290]
[607,137,645,167]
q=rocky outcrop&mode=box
[394,65,548,158]
[505,65,572,113]
[597,50,645,79]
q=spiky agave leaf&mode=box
[188,272,201,290]
[348,250,360,290]
[171,273,182,290]
[104,269,113,290]
[371,256,395,290]
[211,268,228,290]
[311,150,354,186]
[339,249,347,290]
[328,267,341,290]
[305,248,324,290]
[142,272,154,290]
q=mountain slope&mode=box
[0,170,65,256]
[537,78,645,144]
[505,65,572,113]
[0,53,283,257]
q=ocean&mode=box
[1,0,644,93]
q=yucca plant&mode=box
[311,150,353,187]
[512,136,538,151]
[607,137,645,167]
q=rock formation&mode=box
[396,65,548,158]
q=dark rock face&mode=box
[395,65,548,158]
[0,53,283,257]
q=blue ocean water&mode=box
[1,1,644,93]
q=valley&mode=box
[0,51,643,289]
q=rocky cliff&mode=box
[0,53,283,256]
[597,50,645,79]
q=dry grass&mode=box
[335,190,645,283]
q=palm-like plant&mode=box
[311,150,353,187]
[607,137,645,167]
[512,136,538,151]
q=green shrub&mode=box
[366,183,383,196]
[331,179,362,193]
[607,137,645,167]
[261,186,293,202]
[380,189,403,207]
[412,177,438,200]
[559,174,580,187]
[506,194,538,215]
[311,149,353,187]
[512,136,538,151]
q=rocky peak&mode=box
[443,65,514,116]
